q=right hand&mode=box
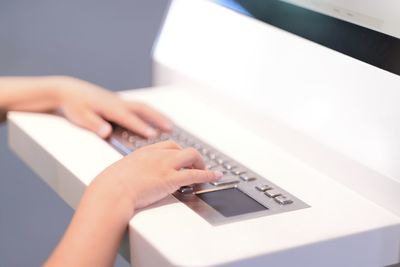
[92,140,223,212]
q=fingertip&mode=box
[145,127,158,138]
[97,123,112,138]
[213,171,224,179]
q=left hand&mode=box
[55,76,172,138]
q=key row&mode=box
[256,185,293,205]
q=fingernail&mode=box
[98,124,112,138]
[213,171,224,179]
[145,127,158,137]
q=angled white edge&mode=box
[7,86,400,267]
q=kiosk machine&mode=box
[8,0,400,266]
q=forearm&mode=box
[0,76,64,112]
[44,178,134,267]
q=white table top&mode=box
[8,85,400,267]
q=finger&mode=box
[65,107,112,138]
[104,108,158,138]
[173,169,223,186]
[173,148,206,170]
[145,140,181,150]
[127,102,172,131]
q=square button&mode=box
[274,195,293,205]
[264,189,281,198]
[240,174,257,182]
[256,185,271,192]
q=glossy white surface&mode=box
[155,0,400,181]
[153,0,400,217]
[9,86,400,267]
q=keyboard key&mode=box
[200,148,209,155]
[231,168,246,175]
[135,140,147,148]
[239,174,257,182]
[193,143,202,150]
[207,152,217,160]
[256,185,271,192]
[210,176,240,186]
[121,131,129,138]
[223,163,235,170]
[265,189,281,198]
[185,139,195,146]
[274,195,293,205]
[206,163,218,169]
[178,186,194,194]
[160,133,170,141]
[215,157,225,164]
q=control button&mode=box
[200,148,209,155]
[206,162,218,169]
[265,189,281,198]
[135,140,147,148]
[160,133,170,141]
[121,131,129,138]
[147,137,157,144]
[171,132,180,139]
[223,163,235,170]
[193,143,202,150]
[185,139,195,146]
[210,176,240,186]
[239,174,257,182]
[207,152,217,160]
[177,134,187,142]
[178,186,194,194]
[231,168,246,175]
[256,185,271,192]
[215,158,225,164]
[274,195,293,205]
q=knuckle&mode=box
[134,102,148,111]
[185,147,199,157]
[164,140,179,147]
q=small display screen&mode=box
[197,188,267,217]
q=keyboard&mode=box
[109,124,308,225]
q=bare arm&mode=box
[0,76,171,138]
[44,141,223,267]
[0,76,62,112]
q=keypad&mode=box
[109,125,300,211]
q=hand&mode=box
[56,76,171,138]
[0,76,172,138]
[92,140,223,211]
[44,141,222,267]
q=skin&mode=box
[0,76,222,266]
[44,141,222,267]
[0,75,172,138]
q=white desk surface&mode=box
[8,85,400,267]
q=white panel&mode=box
[153,0,400,215]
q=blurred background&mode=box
[0,0,169,266]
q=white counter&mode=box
[8,85,400,267]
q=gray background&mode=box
[0,0,169,266]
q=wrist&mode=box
[87,175,136,226]
[41,76,74,106]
